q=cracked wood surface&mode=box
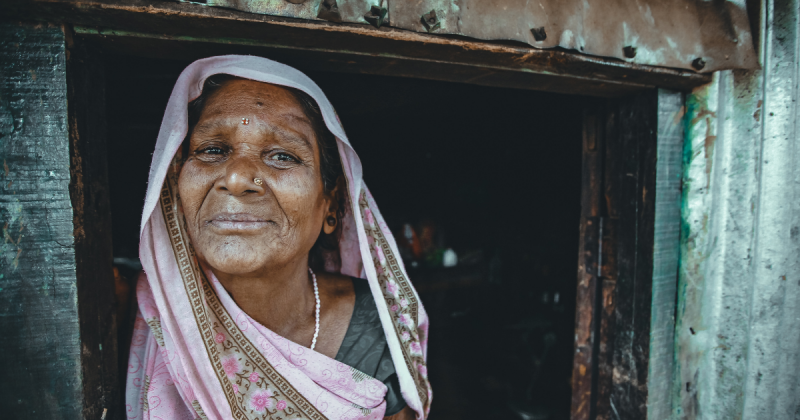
[0,22,83,419]
[0,21,117,419]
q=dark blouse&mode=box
[334,278,407,416]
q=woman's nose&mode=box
[217,156,265,196]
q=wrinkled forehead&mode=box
[193,78,312,124]
[185,57,349,144]
[202,77,299,103]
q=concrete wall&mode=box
[674,0,800,418]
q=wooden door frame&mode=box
[4,0,709,98]
[571,91,684,420]
[1,5,689,417]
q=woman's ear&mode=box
[322,175,345,235]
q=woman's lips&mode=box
[207,213,272,232]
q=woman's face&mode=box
[179,79,331,277]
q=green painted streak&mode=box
[680,88,707,243]
[674,80,710,419]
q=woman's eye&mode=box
[199,147,225,155]
[270,153,297,163]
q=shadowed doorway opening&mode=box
[106,54,582,420]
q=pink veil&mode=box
[126,55,431,420]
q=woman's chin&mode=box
[205,256,265,276]
[201,244,275,276]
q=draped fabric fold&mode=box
[126,55,431,420]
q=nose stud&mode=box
[254,178,263,186]
[241,118,249,125]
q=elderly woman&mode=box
[126,56,431,420]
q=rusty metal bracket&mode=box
[364,5,388,28]
[317,0,342,23]
[421,10,440,33]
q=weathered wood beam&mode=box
[0,22,83,419]
[571,90,667,420]
[66,27,119,420]
[570,102,605,420]
[2,0,711,97]
[0,21,117,419]
[604,90,659,419]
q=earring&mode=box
[254,178,263,186]
[326,216,337,226]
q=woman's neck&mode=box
[211,258,316,339]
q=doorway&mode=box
[105,53,584,419]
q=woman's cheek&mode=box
[272,170,318,209]
[178,164,211,228]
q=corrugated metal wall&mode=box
[675,0,800,418]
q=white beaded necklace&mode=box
[308,267,320,350]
